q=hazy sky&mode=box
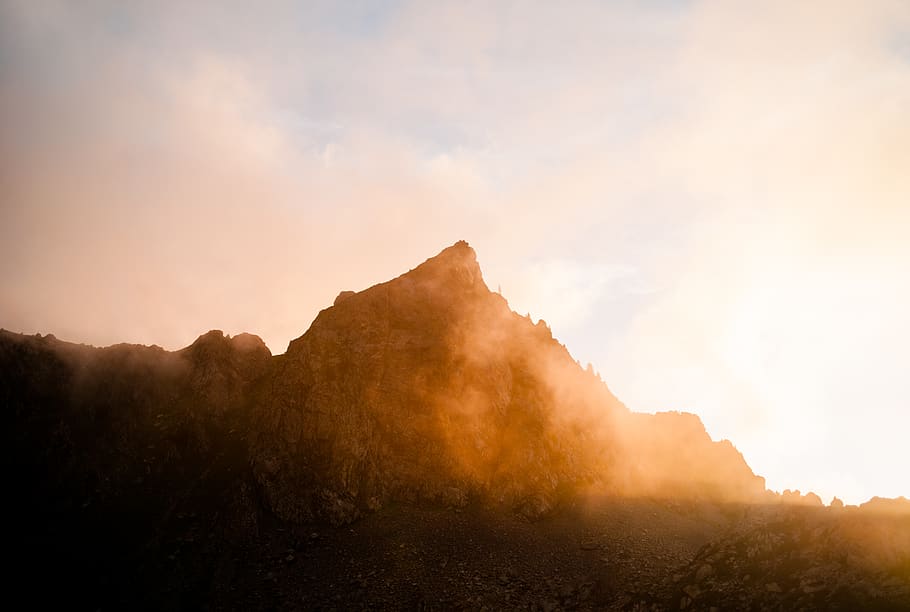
[2,0,908,504]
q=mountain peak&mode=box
[270,241,767,524]
[314,241,487,330]
[402,239,486,293]
[185,329,269,355]
[434,239,476,262]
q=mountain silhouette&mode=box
[249,240,766,526]
[2,241,907,610]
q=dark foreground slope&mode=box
[2,329,271,609]
[2,241,908,610]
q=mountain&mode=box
[250,240,765,525]
[2,241,908,610]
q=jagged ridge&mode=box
[2,241,908,610]
[249,240,766,524]
[2,242,767,529]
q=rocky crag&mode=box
[3,241,907,610]
[250,241,765,525]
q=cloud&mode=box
[1,0,908,503]
[596,0,910,504]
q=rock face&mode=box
[248,241,766,524]
[2,240,908,610]
[2,242,767,531]
[649,504,910,611]
[1,328,271,608]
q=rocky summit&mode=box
[251,241,765,526]
[2,241,908,610]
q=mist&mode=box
[2,0,909,505]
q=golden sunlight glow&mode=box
[1,0,908,506]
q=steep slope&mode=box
[2,241,765,534]
[248,241,765,525]
[648,502,910,611]
[1,329,271,608]
[15,240,904,610]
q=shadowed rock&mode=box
[2,241,906,610]
[249,241,765,524]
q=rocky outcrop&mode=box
[1,328,272,608]
[247,241,765,524]
[648,503,910,611]
[779,488,825,507]
[2,240,906,610]
[860,496,910,516]
[3,242,767,531]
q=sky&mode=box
[1,0,908,505]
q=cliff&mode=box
[10,241,898,610]
[248,240,765,524]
